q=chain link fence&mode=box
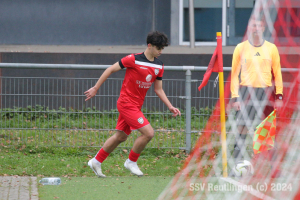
[0,63,297,151]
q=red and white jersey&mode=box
[118,52,164,106]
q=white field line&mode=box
[220,177,275,200]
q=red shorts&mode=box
[115,102,149,135]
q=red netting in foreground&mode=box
[159,1,300,199]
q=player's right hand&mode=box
[84,87,97,101]
[232,102,241,111]
[169,106,181,117]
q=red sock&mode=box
[95,148,110,163]
[129,149,140,162]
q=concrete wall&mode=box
[0,0,171,45]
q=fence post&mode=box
[0,53,2,109]
[185,69,192,153]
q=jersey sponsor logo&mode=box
[137,117,144,124]
[135,60,162,69]
[140,67,148,70]
[155,69,159,75]
[254,52,261,56]
[146,74,152,82]
[136,80,152,89]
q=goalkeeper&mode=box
[229,14,283,174]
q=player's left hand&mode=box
[169,106,181,117]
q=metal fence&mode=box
[0,63,298,152]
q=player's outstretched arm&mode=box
[154,79,181,117]
[84,62,122,101]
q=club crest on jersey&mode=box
[146,74,152,82]
[137,117,144,124]
[155,69,159,75]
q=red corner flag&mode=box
[198,36,223,91]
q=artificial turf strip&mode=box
[38,176,173,200]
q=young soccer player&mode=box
[84,31,181,177]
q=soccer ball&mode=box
[232,160,254,177]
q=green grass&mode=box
[0,105,213,148]
[38,176,173,200]
[0,146,188,199]
[0,146,188,177]
[0,106,212,130]
[0,106,218,199]
[0,133,267,200]
[0,129,189,149]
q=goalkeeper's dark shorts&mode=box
[235,86,274,127]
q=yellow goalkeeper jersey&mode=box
[231,40,283,98]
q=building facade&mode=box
[0,0,299,46]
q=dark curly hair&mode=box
[146,31,169,50]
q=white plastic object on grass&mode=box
[39,177,61,185]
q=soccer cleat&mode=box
[124,159,143,177]
[88,159,106,178]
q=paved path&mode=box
[0,176,38,200]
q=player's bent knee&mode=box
[139,124,155,141]
[118,136,128,142]
[145,131,154,141]
[115,132,128,143]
